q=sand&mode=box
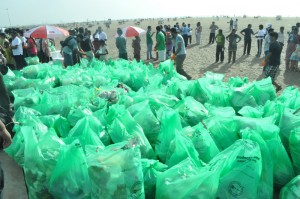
[57,16,300,94]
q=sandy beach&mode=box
[55,16,300,93]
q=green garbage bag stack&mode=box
[4,58,300,199]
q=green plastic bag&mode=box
[141,159,168,199]
[165,79,195,99]
[165,130,201,167]
[49,140,91,199]
[156,158,219,199]
[86,141,145,199]
[174,96,208,126]
[107,104,156,159]
[240,128,274,199]
[280,175,300,199]
[289,128,300,175]
[12,87,40,110]
[277,86,300,110]
[67,107,93,127]
[128,100,160,147]
[67,115,109,147]
[238,105,264,118]
[182,123,220,163]
[23,127,65,199]
[279,108,300,151]
[24,56,39,65]
[155,108,182,163]
[203,116,239,150]
[209,139,262,199]
[249,123,295,187]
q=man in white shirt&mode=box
[277,26,285,54]
[11,31,26,70]
[94,26,107,41]
[171,28,191,80]
[255,24,266,57]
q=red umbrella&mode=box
[115,26,146,38]
[24,25,69,38]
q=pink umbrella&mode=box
[115,26,146,38]
[24,25,69,38]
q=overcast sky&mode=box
[0,0,298,27]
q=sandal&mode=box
[276,86,282,93]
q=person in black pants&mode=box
[240,24,255,55]
[215,29,225,62]
[208,22,219,44]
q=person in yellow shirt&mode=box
[3,41,15,70]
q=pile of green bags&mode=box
[4,58,300,198]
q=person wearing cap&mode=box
[170,27,191,80]
[116,28,127,60]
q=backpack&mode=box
[61,36,74,48]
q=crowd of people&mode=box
[0,20,300,96]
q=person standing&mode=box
[154,26,166,62]
[26,36,37,57]
[116,28,128,60]
[240,24,255,55]
[93,26,107,41]
[264,28,274,57]
[228,18,234,31]
[11,31,26,70]
[132,36,141,62]
[170,28,191,80]
[181,23,189,47]
[255,24,266,57]
[61,29,85,67]
[187,24,192,45]
[96,40,108,61]
[215,29,225,63]
[208,22,219,44]
[42,38,52,63]
[165,28,173,59]
[233,19,238,30]
[195,22,202,45]
[80,31,95,61]
[285,26,299,70]
[264,32,282,92]
[226,29,241,64]
[146,26,155,60]
[277,26,285,55]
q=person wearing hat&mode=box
[115,28,127,60]
[170,27,191,80]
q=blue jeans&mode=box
[147,43,153,59]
